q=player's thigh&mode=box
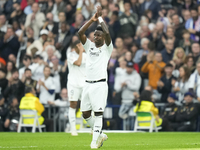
[89,82,108,112]
[80,83,92,112]
[68,84,82,101]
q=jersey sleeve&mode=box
[106,42,113,57]
[82,38,91,53]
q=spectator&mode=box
[21,68,37,90]
[118,1,138,37]
[133,38,149,64]
[27,29,48,55]
[76,0,94,20]
[139,0,161,20]
[36,66,55,104]
[10,2,26,25]
[185,6,200,42]
[184,56,195,73]
[174,92,198,131]
[108,48,118,104]
[23,0,35,15]
[6,61,16,80]
[114,61,141,119]
[0,69,8,96]
[188,60,200,102]
[31,55,45,81]
[24,3,46,37]
[171,14,185,40]
[152,22,164,51]
[158,63,176,103]
[172,47,186,69]
[179,30,192,55]
[0,95,7,131]
[134,90,171,131]
[141,52,166,90]
[42,12,59,35]
[161,38,174,63]
[0,14,8,33]
[181,0,195,10]
[190,42,200,65]
[115,37,125,56]
[51,0,66,22]
[0,27,20,61]
[48,88,69,123]
[4,69,25,102]
[19,86,53,132]
[173,66,190,103]
[161,93,178,126]
[65,0,78,25]
[108,11,120,43]
[182,10,191,23]
[4,96,19,131]
[19,55,32,79]
[55,22,73,60]
[50,55,61,99]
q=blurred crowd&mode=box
[0,0,200,131]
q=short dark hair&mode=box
[44,65,51,71]
[190,6,198,12]
[71,40,80,49]
[11,69,18,74]
[25,68,32,72]
[23,55,31,61]
[27,38,34,44]
[165,63,173,68]
[148,42,155,51]
[25,86,33,94]
[96,25,103,32]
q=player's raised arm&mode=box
[78,13,98,44]
[97,6,111,46]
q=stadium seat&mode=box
[134,112,162,132]
[17,110,46,133]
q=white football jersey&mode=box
[67,51,86,88]
[83,38,113,81]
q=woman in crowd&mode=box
[172,66,191,103]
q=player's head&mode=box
[71,40,81,54]
[94,25,104,46]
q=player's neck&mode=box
[95,43,104,48]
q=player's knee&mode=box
[82,111,91,119]
[94,112,103,116]
[70,101,77,109]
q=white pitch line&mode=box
[0,146,38,149]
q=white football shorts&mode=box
[81,82,108,112]
[67,83,83,101]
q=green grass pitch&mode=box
[0,132,200,150]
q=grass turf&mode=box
[0,132,200,150]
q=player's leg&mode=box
[69,101,78,136]
[68,85,81,136]
[90,82,108,148]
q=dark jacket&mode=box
[4,80,25,102]
[162,103,178,122]
[0,36,20,62]
[161,49,174,63]
[176,102,199,126]
[158,75,176,103]
[174,24,185,40]
[0,78,8,96]
[55,32,73,61]
[139,0,161,20]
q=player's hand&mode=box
[91,13,98,22]
[76,43,84,52]
[171,79,176,86]
[38,80,45,86]
[121,82,127,87]
[96,6,102,17]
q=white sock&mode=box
[92,115,103,144]
[85,115,95,129]
[69,107,76,132]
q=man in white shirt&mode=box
[24,2,45,37]
[36,66,55,104]
[78,6,113,149]
[188,61,200,102]
[67,41,86,136]
[114,61,141,119]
